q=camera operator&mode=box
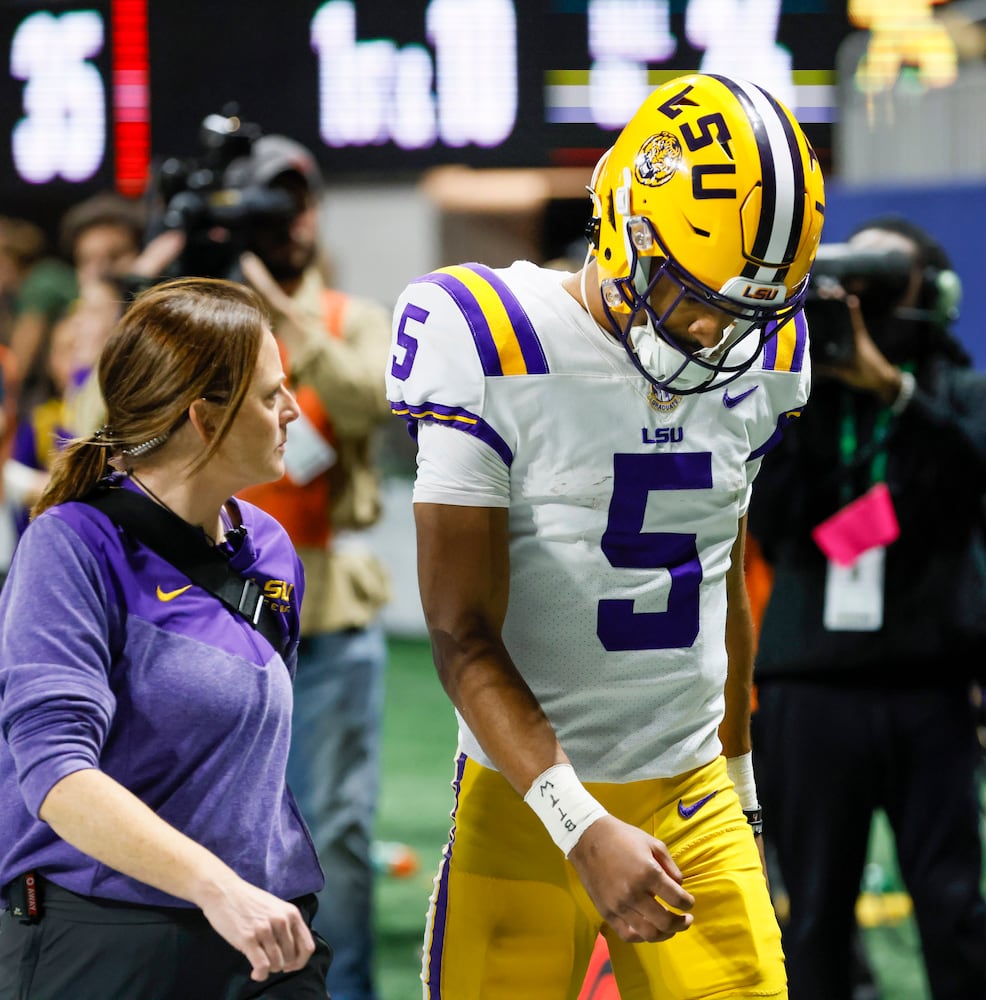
[230,134,393,1000]
[749,216,986,1000]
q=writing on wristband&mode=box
[523,764,608,858]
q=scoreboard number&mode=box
[311,0,518,151]
[11,10,106,184]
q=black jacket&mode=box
[751,351,986,685]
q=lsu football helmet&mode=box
[587,73,826,394]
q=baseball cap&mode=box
[225,134,323,195]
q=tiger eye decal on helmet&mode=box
[588,72,825,394]
[634,133,682,188]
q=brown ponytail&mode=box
[33,435,113,517]
[31,276,267,518]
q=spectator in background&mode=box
[9,235,190,523]
[0,193,143,420]
[58,191,144,288]
[3,311,78,534]
[234,135,393,1000]
[69,272,131,380]
[751,216,986,1000]
[67,231,188,441]
[0,216,75,414]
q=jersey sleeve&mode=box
[386,265,527,471]
[413,421,510,507]
[748,309,812,466]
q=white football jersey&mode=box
[387,260,810,782]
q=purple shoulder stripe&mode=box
[390,400,513,467]
[749,409,802,462]
[461,263,549,375]
[413,271,503,376]
[762,310,807,373]
[789,310,808,372]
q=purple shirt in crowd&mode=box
[0,476,323,907]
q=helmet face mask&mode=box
[601,215,808,393]
[589,74,825,394]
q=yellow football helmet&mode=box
[587,73,826,393]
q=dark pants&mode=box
[0,879,332,1000]
[757,680,986,1000]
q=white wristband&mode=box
[725,752,760,811]
[523,764,608,858]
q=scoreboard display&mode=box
[0,0,849,235]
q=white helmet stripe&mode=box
[712,76,802,283]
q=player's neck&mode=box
[562,264,615,341]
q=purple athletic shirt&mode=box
[0,476,323,907]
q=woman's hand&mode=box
[39,769,315,981]
[197,876,316,982]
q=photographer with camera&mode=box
[749,216,986,1000]
[227,134,393,1000]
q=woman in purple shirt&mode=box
[0,278,330,999]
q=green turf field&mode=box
[374,637,982,1000]
[374,638,457,1000]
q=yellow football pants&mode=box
[421,753,787,1000]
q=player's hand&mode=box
[567,814,695,943]
[197,876,315,982]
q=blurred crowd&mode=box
[0,194,155,562]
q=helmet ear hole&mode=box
[585,217,601,250]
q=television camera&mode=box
[144,106,297,281]
[803,243,914,366]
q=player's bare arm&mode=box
[414,500,695,942]
[720,514,768,876]
[720,515,756,760]
[415,501,570,789]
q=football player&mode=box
[386,73,825,999]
